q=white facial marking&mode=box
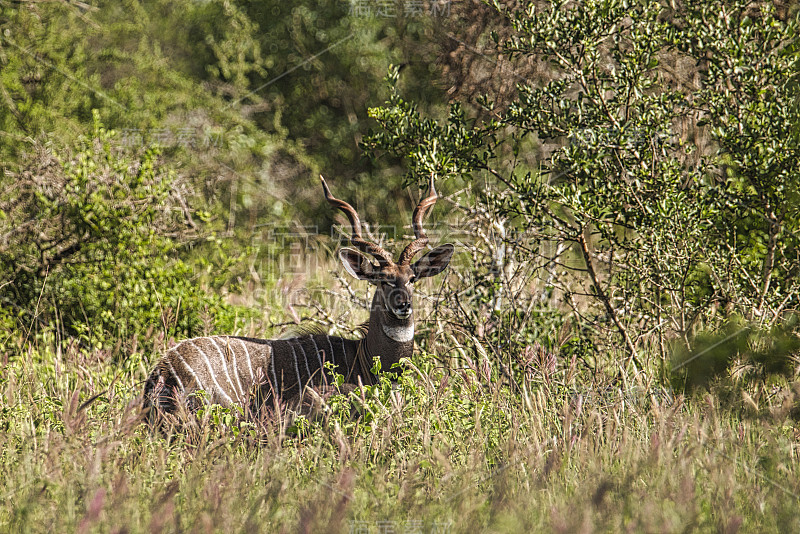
[382,323,415,343]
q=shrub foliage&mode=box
[363,0,800,381]
[0,113,223,344]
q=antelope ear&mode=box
[338,248,377,281]
[411,243,454,279]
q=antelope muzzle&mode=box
[386,286,413,320]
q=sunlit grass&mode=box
[2,306,799,533]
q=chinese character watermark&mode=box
[348,519,451,534]
[349,0,451,18]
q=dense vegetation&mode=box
[1,0,799,532]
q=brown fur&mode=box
[143,176,452,423]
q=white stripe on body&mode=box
[289,341,303,388]
[238,338,255,381]
[209,337,244,402]
[174,349,206,393]
[187,340,234,405]
[310,337,325,378]
[166,359,185,393]
[297,339,313,382]
[223,337,246,400]
[326,337,336,368]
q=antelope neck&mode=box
[364,291,415,367]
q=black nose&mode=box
[388,289,412,316]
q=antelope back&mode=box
[144,334,364,414]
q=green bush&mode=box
[0,113,230,346]
[363,1,800,375]
[672,315,800,391]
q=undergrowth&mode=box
[2,317,799,533]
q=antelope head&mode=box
[320,175,454,325]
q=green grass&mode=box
[2,313,799,534]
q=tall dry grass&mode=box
[2,280,799,534]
